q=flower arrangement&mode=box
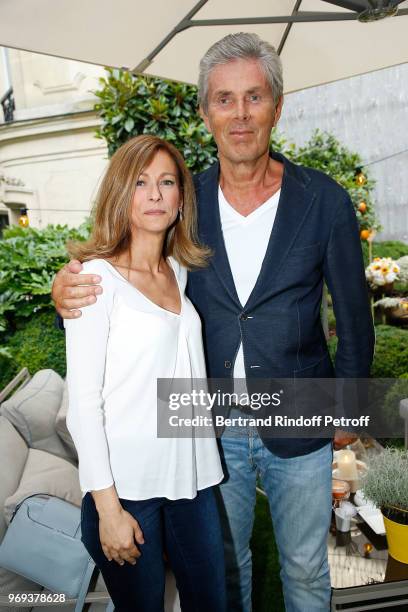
[365,257,400,288]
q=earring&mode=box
[179,207,183,221]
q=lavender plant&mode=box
[362,448,408,524]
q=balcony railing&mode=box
[1,87,15,122]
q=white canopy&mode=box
[0,0,407,92]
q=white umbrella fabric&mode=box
[0,0,407,93]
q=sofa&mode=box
[0,369,179,611]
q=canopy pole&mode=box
[132,0,209,72]
[1,47,12,91]
[278,0,303,55]
[132,6,407,73]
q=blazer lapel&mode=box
[196,162,242,307]
[245,152,315,309]
[196,152,316,311]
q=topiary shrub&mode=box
[0,311,66,389]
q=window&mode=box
[0,213,9,238]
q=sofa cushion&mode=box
[0,567,42,612]
[55,383,78,463]
[4,449,82,525]
[37,573,108,612]
[0,417,28,543]
[0,369,72,461]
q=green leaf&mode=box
[124,118,135,132]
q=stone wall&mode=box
[280,63,408,242]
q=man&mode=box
[53,33,374,611]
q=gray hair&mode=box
[198,32,283,112]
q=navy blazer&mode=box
[187,151,375,458]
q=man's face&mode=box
[200,58,283,165]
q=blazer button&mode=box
[240,313,248,321]
[224,361,232,369]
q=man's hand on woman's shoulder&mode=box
[51,259,103,319]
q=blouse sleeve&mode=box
[64,260,115,493]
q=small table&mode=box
[329,516,408,611]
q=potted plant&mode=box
[362,448,408,563]
[374,297,408,325]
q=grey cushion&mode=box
[0,567,41,612]
[34,571,182,612]
[55,383,78,463]
[0,369,72,461]
[37,573,108,612]
[4,449,82,524]
[0,417,28,543]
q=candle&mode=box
[332,479,350,501]
[337,449,358,480]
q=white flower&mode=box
[365,257,400,288]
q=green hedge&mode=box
[0,221,91,337]
[0,311,66,389]
[327,324,408,378]
[2,317,406,392]
[371,325,408,378]
[361,240,408,269]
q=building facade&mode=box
[0,47,407,241]
[0,47,108,230]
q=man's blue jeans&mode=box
[216,411,332,612]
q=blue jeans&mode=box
[81,487,226,612]
[216,411,332,612]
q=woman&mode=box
[64,135,226,612]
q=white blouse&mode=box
[64,257,223,500]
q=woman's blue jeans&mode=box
[81,486,226,612]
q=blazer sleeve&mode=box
[64,260,115,493]
[323,194,375,378]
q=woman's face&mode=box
[131,149,181,235]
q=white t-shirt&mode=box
[64,257,223,500]
[218,186,280,380]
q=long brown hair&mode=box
[68,135,211,269]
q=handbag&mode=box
[0,494,114,611]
